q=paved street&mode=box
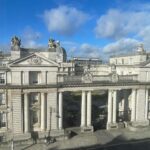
[1,128,150,150]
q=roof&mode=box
[110,52,147,58]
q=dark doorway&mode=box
[92,90,108,131]
[63,92,81,128]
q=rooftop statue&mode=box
[11,36,21,47]
[137,43,145,53]
[48,38,56,48]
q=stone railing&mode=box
[64,75,82,83]
[118,75,138,82]
[62,74,138,84]
[93,75,111,82]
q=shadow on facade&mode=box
[92,91,108,131]
[63,92,81,128]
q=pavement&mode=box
[1,128,150,150]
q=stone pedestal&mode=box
[107,123,118,130]
[81,126,94,132]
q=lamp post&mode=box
[48,107,52,137]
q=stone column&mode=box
[145,89,149,120]
[41,93,46,131]
[41,71,47,84]
[24,93,29,132]
[24,71,29,85]
[107,90,113,123]
[123,90,128,119]
[112,90,117,123]
[131,89,136,122]
[87,91,92,126]
[58,92,63,129]
[81,91,86,127]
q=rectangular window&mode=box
[29,72,40,85]
[0,94,5,105]
[148,101,150,112]
[0,113,6,128]
[0,73,5,84]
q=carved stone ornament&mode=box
[111,73,119,83]
[111,64,116,73]
[28,56,42,65]
[82,72,93,83]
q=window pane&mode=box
[32,111,38,124]
[0,94,5,105]
[0,113,6,127]
[0,73,5,84]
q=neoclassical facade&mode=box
[0,37,150,140]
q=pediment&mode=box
[145,62,150,67]
[9,53,59,67]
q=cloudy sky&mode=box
[0,0,150,59]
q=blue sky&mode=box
[1,0,150,59]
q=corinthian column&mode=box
[145,89,149,120]
[131,89,136,122]
[41,93,46,131]
[81,91,86,127]
[87,91,92,126]
[112,90,117,123]
[24,93,29,132]
[58,92,63,129]
[107,90,112,124]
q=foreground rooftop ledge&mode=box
[1,81,150,89]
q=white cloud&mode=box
[62,41,102,58]
[43,5,89,35]
[103,38,139,54]
[21,27,43,48]
[94,8,150,40]
[95,9,127,39]
[94,5,150,54]
[79,43,101,58]
[138,26,150,49]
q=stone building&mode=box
[0,37,150,141]
[0,37,73,140]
